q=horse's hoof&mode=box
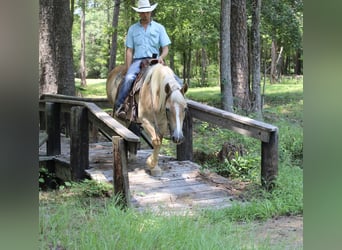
[146,156,156,168]
[150,167,162,177]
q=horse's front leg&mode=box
[141,118,163,176]
[147,136,163,176]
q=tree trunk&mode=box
[250,0,262,118]
[220,0,233,112]
[183,39,192,87]
[231,0,250,112]
[80,0,87,87]
[39,0,75,96]
[39,0,58,96]
[109,0,121,71]
[55,0,75,95]
[182,51,186,85]
[295,48,302,75]
[201,47,207,86]
[169,38,175,71]
[70,0,75,25]
[270,39,277,83]
[271,42,283,83]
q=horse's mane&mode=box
[144,64,184,111]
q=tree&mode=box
[250,0,262,117]
[39,0,58,96]
[261,0,303,81]
[220,0,233,112]
[80,0,87,87]
[39,0,75,96]
[231,0,250,112]
[108,0,121,71]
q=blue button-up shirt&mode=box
[125,20,171,59]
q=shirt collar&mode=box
[139,19,153,26]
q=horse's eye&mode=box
[166,108,170,113]
[184,107,188,112]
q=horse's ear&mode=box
[181,83,188,95]
[165,83,171,95]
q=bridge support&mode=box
[70,106,89,180]
[261,129,279,190]
[46,102,61,173]
[177,109,193,161]
[113,136,130,207]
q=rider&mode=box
[115,0,172,118]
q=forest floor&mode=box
[250,215,303,249]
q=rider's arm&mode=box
[125,47,133,69]
[159,46,169,64]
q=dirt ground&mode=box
[251,215,303,249]
[200,170,303,248]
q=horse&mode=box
[106,62,188,176]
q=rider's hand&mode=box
[158,57,165,65]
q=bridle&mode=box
[149,81,183,138]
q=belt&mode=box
[134,57,153,61]
[134,54,158,61]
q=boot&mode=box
[114,104,126,119]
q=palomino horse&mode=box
[106,63,188,176]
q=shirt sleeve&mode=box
[159,25,171,47]
[125,26,134,48]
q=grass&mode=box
[40,77,303,249]
[75,78,107,97]
[39,184,288,249]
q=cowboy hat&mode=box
[132,0,158,12]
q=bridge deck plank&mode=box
[40,136,237,214]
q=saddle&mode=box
[118,58,159,122]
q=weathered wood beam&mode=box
[113,136,130,207]
[70,106,89,180]
[45,102,61,173]
[41,94,110,108]
[187,100,277,143]
[177,109,193,161]
[261,129,279,190]
[45,102,61,156]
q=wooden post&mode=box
[177,109,193,161]
[261,129,278,190]
[46,102,61,172]
[70,106,89,180]
[39,110,46,130]
[63,113,71,137]
[113,136,130,207]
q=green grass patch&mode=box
[202,164,303,222]
[40,183,285,249]
[75,78,107,97]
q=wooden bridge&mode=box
[39,94,278,212]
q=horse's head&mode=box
[164,82,188,144]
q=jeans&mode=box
[115,59,183,109]
[115,59,142,109]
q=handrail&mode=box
[39,94,139,142]
[178,99,279,189]
[186,100,277,143]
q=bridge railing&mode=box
[177,100,278,190]
[39,94,139,202]
[40,94,278,190]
